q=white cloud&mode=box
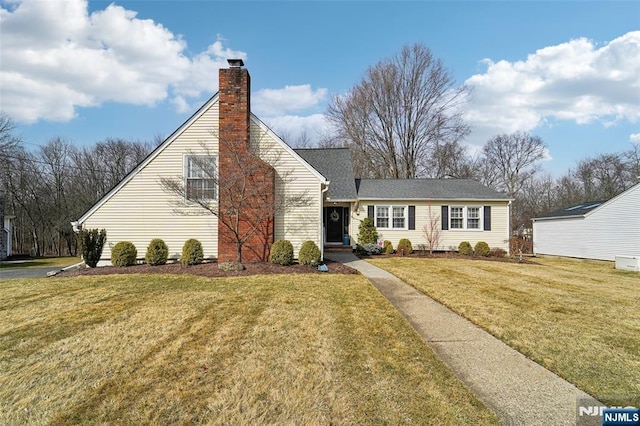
[464,31,640,145]
[253,85,328,116]
[262,114,330,146]
[631,133,640,145]
[0,0,245,122]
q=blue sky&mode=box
[1,0,639,176]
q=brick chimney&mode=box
[217,59,275,263]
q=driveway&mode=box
[0,267,61,280]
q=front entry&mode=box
[324,207,346,243]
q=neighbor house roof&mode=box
[534,201,605,220]
[356,179,511,201]
[295,148,358,201]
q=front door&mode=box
[325,207,344,243]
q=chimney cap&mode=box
[227,59,244,68]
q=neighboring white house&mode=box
[0,191,14,260]
[532,182,640,261]
[74,60,512,265]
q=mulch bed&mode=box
[59,259,359,278]
[356,251,538,264]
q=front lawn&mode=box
[368,256,640,406]
[0,273,498,425]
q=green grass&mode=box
[0,256,81,269]
[368,256,640,405]
[0,273,498,425]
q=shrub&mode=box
[397,238,413,255]
[78,228,106,268]
[490,247,507,258]
[474,241,491,257]
[458,241,473,256]
[145,238,169,266]
[361,243,383,256]
[357,217,378,245]
[182,238,203,266]
[270,240,294,265]
[383,240,394,254]
[298,240,321,266]
[111,241,137,267]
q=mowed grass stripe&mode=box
[0,274,498,425]
[369,256,640,405]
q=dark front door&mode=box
[325,207,343,243]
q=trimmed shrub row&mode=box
[458,241,502,257]
[108,238,205,267]
[270,239,322,266]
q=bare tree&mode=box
[480,131,546,197]
[160,139,312,265]
[327,43,469,178]
[422,202,441,254]
[425,140,478,178]
[0,113,20,154]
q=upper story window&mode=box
[185,155,216,201]
[375,205,407,230]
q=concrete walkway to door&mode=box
[324,251,602,426]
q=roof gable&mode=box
[78,95,327,224]
[533,182,640,221]
[295,148,357,201]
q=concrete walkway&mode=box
[325,252,602,426]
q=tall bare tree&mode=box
[327,43,469,178]
[480,131,546,197]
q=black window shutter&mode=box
[441,205,449,230]
[408,206,415,230]
[367,205,374,218]
[484,206,491,231]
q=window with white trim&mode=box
[375,205,407,230]
[450,206,483,230]
[185,155,216,201]
[450,207,464,229]
[467,207,480,229]
[376,206,389,228]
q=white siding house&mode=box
[75,60,512,266]
[76,95,326,263]
[532,183,640,261]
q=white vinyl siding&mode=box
[250,120,324,257]
[533,184,640,261]
[352,201,509,252]
[81,103,221,262]
[80,101,325,263]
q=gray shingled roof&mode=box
[534,200,604,219]
[295,148,358,201]
[356,179,511,200]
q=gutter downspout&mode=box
[320,183,329,261]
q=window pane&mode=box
[376,207,389,228]
[186,156,216,200]
[393,206,405,228]
[451,207,463,229]
[467,207,480,229]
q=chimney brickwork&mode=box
[218,62,275,262]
